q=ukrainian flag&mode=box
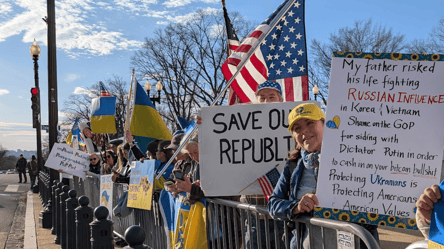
[66,118,85,148]
[90,82,116,134]
[130,82,172,140]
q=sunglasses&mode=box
[106,155,112,158]
[90,158,97,161]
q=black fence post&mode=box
[54,182,63,244]
[51,180,59,235]
[66,189,79,249]
[90,206,114,249]
[123,226,149,249]
[60,185,70,248]
[75,195,93,249]
[38,172,52,228]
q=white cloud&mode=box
[1,130,37,137]
[58,111,69,119]
[163,0,218,8]
[156,21,168,25]
[209,24,224,38]
[65,73,82,83]
[0,89,10,95]
[166,7,219,23]
[0,0,143,57]
[72,87,95,97]
[0,2,13,15]
[163,0,192,8]
[0,122,32,127]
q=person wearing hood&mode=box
[79,121,109,153]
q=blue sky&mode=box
[0,0,442,151]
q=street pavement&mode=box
[0,173,29,249]
[0,172,428,248]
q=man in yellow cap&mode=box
[268,103,379,249]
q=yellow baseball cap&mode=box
[288,103,325,131]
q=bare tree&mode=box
[131,9,255,128]
[408,18,444,54]
[61,76,129,138]
[309,19,407,99]
[0,145,18,170]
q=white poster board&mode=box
[200,101,315,196]
[100,175,113,219]
[317,54,444,221]
[45,143,89,178]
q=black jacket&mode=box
[16,158,27,171]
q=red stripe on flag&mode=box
[301,75,309,100]
[250,54,267,79]
[240,67,259,92]
[285,77,294,102]
[222,63,250,103]
[226,58,241,66]
[229,45,239,51]
[258,177,271,201]
[259,177,271,195]
[259,176,274,200]
[249,31,263,39]
[236,44,252,53]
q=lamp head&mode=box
[156,81,163,91]
[30,39,41,59]
[312,84,319,95]
[144,80,151,91]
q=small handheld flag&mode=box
[258,165,281,201]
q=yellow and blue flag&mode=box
[130,81,172,140]
[66,118,85,149]
[159,190,208,249]
[429,181,444,248]
[90,82,116,134]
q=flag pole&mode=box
[124,69,136,143]
[156,0,298,179]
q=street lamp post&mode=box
[30,39,43,172]
[144,80,163,107]
[312,84,327,106]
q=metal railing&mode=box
[64,176,381,249]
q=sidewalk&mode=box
[29,191,59,249]
[27,191,424,249]
[27,191,125,248]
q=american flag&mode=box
[221,0,309,103]
[223,4,240,105]
[99,81,111,97]
[258,167,281,201]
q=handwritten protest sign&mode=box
[45,143,89,178]
[100,175,113,218]
[127,160,155,210]
[315,52,444,229]
[200,101,316,196]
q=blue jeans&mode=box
[30,174,36,189]
[245,214,286,249]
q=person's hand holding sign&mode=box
[294,193,319,214]
[416,184,441,224]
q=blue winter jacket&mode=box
[268,157,305,221]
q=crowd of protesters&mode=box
[65,80,389,249]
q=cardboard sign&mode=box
[100,175,113,218]
[200,101,314,196]
[315,52,444,229]
[45,143,89,178]
[127,160,155,210]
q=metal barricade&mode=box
[207,198,382,249]
[65,176,381,249]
